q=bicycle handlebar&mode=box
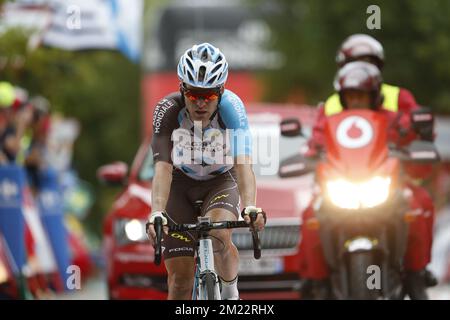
[148,217,262,265]
[169,220,249,232]
[170,217,262,260]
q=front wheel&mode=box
[201,272,219,300]
[347,252,380,300]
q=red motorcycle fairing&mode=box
[322,110,392,181]
[316,110,402,207]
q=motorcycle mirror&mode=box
[280,118,303,137]
[406,140,440,163]
[278,153,316,178]
[97,161,129,186]
[411,106,434,142]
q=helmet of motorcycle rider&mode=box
[336,34,384,69]
[334,61,383,110]
[177,42,228,89]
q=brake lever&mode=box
[249,212,262,260]
[152,217,162,266]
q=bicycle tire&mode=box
[202,272,218,300]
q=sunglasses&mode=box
[182,84,221,103]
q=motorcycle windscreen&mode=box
[323,110,389,180]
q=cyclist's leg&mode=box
[205,208,239,282]
[204,208,240,300]
[163,169,198,300]
[202,169,240,299]
[164,257,195,300]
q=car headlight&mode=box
[326,176,391,210]
[115,218,147,245]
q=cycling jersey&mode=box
[151,89,252,181]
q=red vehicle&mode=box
[99,104,317,300]
[279,109,440,299]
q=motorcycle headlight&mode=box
[326,176,391,210]
[115,218,147,245]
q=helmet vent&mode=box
[201,49,209,62]
[198,66,206,82]
[211,63,222,75]
[207,75,217,86]
[186,58,194,71]
[187,71,194,82]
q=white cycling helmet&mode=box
[177,43,228,89]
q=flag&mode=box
[1,0,143,62]
[42,0,142,62]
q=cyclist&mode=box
[146,43,267,300]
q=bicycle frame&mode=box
[193,218,222,300]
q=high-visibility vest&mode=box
[324,83,400,116]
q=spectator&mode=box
[0,81,33,164]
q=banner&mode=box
[0,0,142,61]
[40,0,142,62]
[37,168,71,289]
[0,165,27,274]
[22,186,58,275]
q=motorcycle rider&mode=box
[299,60,436,299]
[326,34,434,180]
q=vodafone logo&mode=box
[336,116,373,149]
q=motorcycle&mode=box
[279,109,439,299]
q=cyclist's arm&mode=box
[234,155,256,207]
[151,161,173,212]
[218,90,265,228]
[147,95,180,241]
[147,161,172,243]
[234,156,265,230]
[219,91,255,206]
[150,95,180,213]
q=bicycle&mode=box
[148,200,262,300]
